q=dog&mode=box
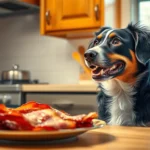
[84,23,150,126]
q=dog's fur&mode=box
[84,23,150,126]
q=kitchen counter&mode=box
[21,84,98,92]
[0,125,150,150]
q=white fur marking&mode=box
[84,59,89,67]
[88,46,103,53]
[97,29,110,37]
[100,30,114,45]
[88,29,114,53]
[101,79,136,125]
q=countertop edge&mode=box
[21,84,99,92]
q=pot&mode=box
[1,64,30,81]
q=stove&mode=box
[0,80,47,107]
[0,84,22,107]
[0,84,21,91]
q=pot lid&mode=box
[12,64,19,70]
[2,64,29,72]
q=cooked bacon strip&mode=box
[53,108,97,127]
[15,101,52,113]
[0,107,33,130]
[0,101,98,131]
[23,109,76,130]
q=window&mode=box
[138,0,150,26]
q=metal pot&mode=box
[1,64,30,81]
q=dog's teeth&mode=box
[104,68,109,74]
[110,65,116,71]
[92,66,98,71]
[100,69,104,75]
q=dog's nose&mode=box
[84,51,98,62]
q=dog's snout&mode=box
[84,51,98,62]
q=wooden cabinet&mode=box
[40,0,104,38]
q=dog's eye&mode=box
[93,40,99,46]
[111,38,121,46]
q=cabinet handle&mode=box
[94,4,100,20]
[45,10,51,25]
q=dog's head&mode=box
[84,23,150,83]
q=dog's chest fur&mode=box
[99,79,136,125]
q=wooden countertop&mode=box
[21,84,98,92]
[0,125,150,150]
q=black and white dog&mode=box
[84,23,150,126]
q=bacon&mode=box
[0,101,98,131]
[15,101,52,113]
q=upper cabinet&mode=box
[40,0,104,38]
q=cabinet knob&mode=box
[0,94,11,105]
[45,10,51,25]
[3,95,11,105]
[94,4,100,20]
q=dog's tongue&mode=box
[92,67,101,74]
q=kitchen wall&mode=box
[0,13,81,84]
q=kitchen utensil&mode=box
[78,46,85,57]
[1,64,30,81]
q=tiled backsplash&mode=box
[0,13,92,84]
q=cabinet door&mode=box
[41,0,104,33]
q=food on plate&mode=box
[0,101,101,131]
[92,119,106,126]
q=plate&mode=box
[0,126,104,141]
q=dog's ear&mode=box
[95,26,112,36]
[126,23,150,65]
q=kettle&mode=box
[1,64,30,81]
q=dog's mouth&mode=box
[90,61,125,81]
